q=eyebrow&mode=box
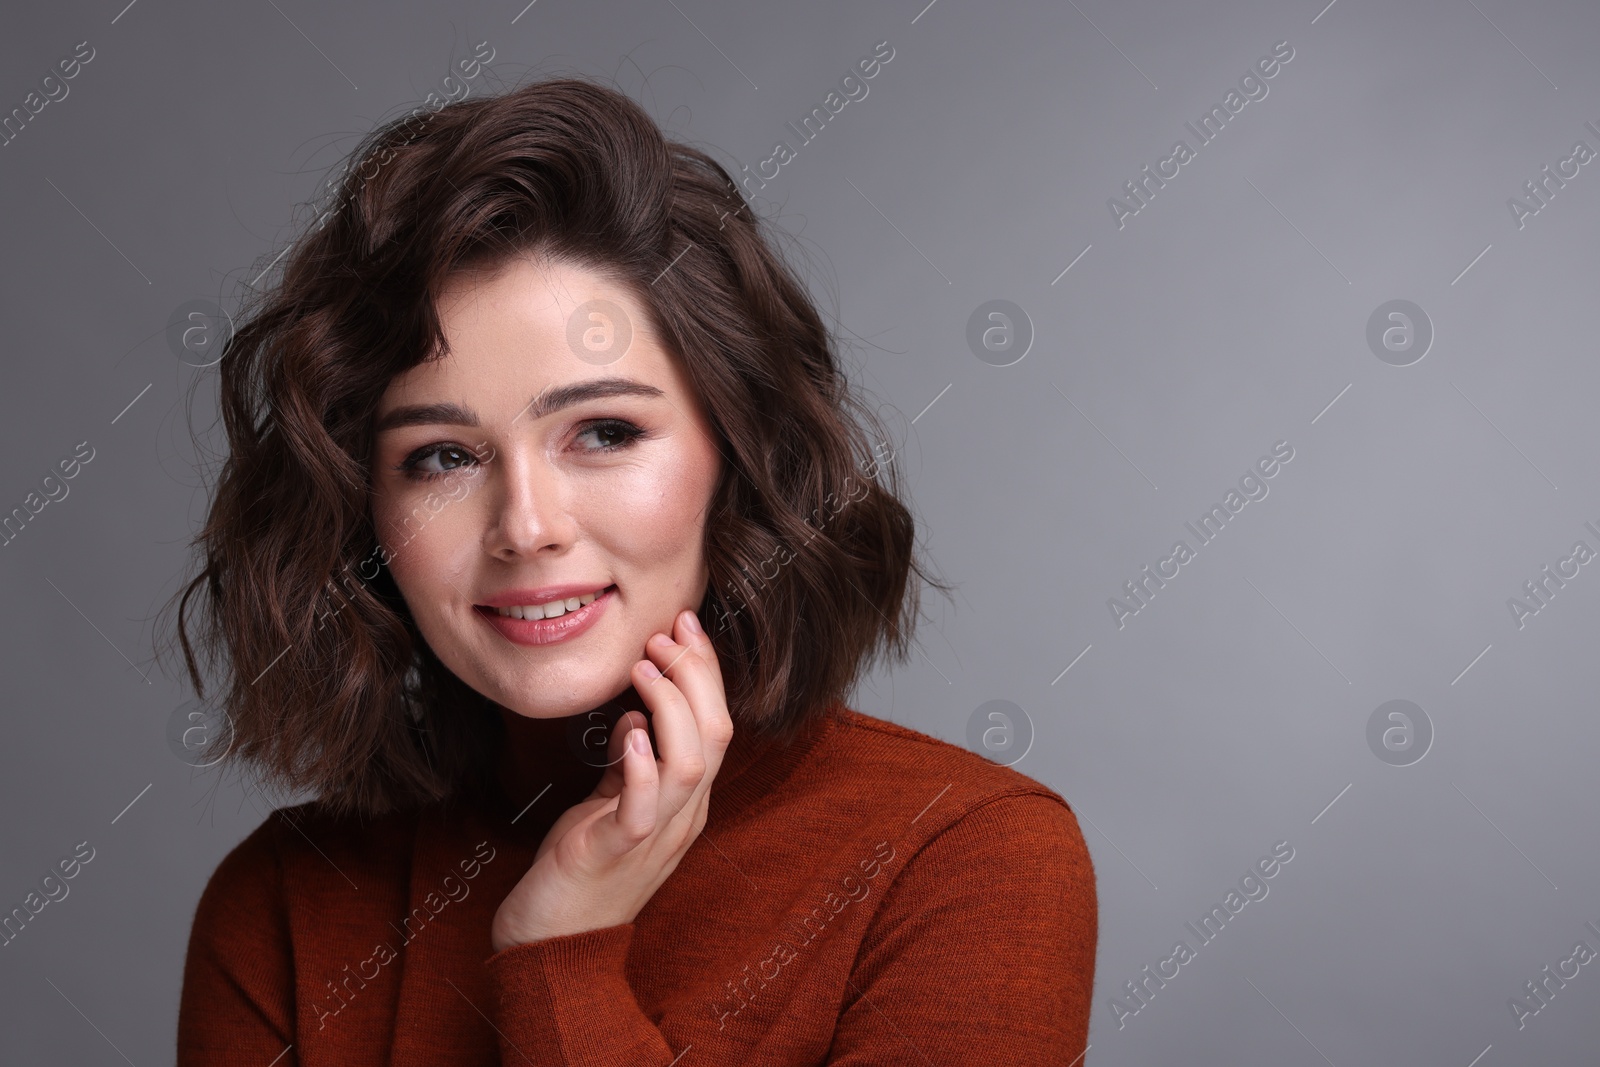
[373,377,667,434]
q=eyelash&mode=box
[393,419,648,482]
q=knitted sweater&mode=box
[176,703,1097,1065]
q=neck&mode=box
[491,701,610,825]
[489,693,846,840]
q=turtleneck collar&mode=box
[489,696,844,844]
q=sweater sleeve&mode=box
[824,792,1098,1066]
[176,814,300,1067]
[484,922,677,1065]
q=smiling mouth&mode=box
[476,585,616,621]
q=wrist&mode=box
[490,910,607,953]
[490,915,553,953]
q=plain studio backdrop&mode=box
[3,0,1598,1063]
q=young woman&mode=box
[162,76,1096,1066]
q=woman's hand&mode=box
[489,608,734,952]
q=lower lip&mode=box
[476,586,615,646]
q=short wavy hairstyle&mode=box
[155,75,949,819]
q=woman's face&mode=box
[370,255,723,719]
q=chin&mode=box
[493,671,635,720]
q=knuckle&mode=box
[675,757,707,785]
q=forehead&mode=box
[381,255,681,411]
[439,253,619,323]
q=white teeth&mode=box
[491,589,603,620]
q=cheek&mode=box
[591,471,703,559]
[373,484,478,593]
[586,445,718,579]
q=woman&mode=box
[161,76,1097,1066]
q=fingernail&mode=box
[631,729,651,755]
[681,609,703,635]
[639,660,661,678]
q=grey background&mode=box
[2,0,1596,1063]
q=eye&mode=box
[395,443,480,482]
[574,418,646,453]
[390,420,645,482]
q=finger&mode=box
[673,609,728,711]
[637,639,721,782]
[592,710,648,800]
[638,622,733,836]
[645,616,734,763]
[631,655,707,821]
[679,609,725,693]
[600,726,659,858]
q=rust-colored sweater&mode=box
[177,703,1097,1065]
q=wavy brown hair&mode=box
[154,75,950,819]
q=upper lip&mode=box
[476,583,614,609]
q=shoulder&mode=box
[799,706,1094,879]
[185,807,297,972]
[191,800,424,927]
[813,712,1099,1059]
[818,706,1078,815]
[191,808,284,927]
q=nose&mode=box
[482,446,577,560]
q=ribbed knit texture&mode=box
[177,705,1097,1065]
